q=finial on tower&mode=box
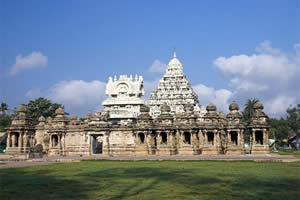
[173,51,176,58]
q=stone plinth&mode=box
[251,145,270,154]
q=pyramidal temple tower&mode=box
[148,52,204,118]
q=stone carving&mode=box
[148,53,204,118]
[102,74,145,119]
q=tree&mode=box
[242,99,259,141]
[0,114,11,132]
[242,98,259,124]
[25,97,65,125]
[0,102,8,115]
[286,104,300,135]
[267,117,292,140]
[0,102,11,132]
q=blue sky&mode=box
[1,0,300,117]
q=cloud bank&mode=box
[25,42,300,117]
[212,40,300,116]
[26,80,106,116]
[10,52,47,75]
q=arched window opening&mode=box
[138,133,145,144]
[255,131,263,145]
[230,131,238,145]
[207,132,214,145]
[52,135,59,146]
[161,132,167,144]
[184,132,191,144]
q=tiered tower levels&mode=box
[148,52,203,118]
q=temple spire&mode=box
[173,51,176,58]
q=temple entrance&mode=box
[92,135,103,154]
[207,132,214,145]
[52,135,59,147]
[183,132,191,144]
[161,132,167,144]
[138,133,145,144]
[255,131,263,145]
[230,131,238,145]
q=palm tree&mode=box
[242,98,259,124]
[0,102,8,115]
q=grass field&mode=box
[0,160,300,200]
[274,149,300,157]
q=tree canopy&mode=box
[242,98,259,125]
[0,102,8,115]
[241,99,259,141]
[241,99,300,141]
[25,97,65,125]
[0,102,11,132]
[286,104,300,135]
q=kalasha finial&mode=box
[173,51,176,58]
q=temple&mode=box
[5,53,270,156]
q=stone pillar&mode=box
[6,132,11,148]
[12,134,16,147]
[62,134,65,155]
[237,130,241,146]
[50,135,53,147]
[134,132,138,145]
[227,130,231,145]
[190,130,194,146]
[203,130,207,145]
[19,133,23,150]
[157,132,161,146]
[240,130,244,146]
[252,130,256,145]
[213,130,217,146]
[263,129,268,145]
[166,131,171,146]
[198,130,203,146]
[58,135,61,149]
[23,133,28,152]
[89,134,93,155]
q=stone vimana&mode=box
[5,53,270,156]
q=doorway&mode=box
[92,135,103,154]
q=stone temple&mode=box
[148,52,205,118]
[5,53,270,156]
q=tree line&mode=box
[1,98,299,141]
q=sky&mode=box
[0,0,300,117]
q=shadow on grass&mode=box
[0,168,93,200]
[0,162,299,200]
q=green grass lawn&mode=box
[0,161,300,200]
[273,149,300,157]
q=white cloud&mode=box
[148,59,167,73]
[264,96,296,116]
[10,52,47,75]
[26,80,107,116]
[255,40,281,55]
[293,43,300,49]
[47,80,106,112]
[213,41,300,117]
[25,88,42,99]
[193,84,233,113]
